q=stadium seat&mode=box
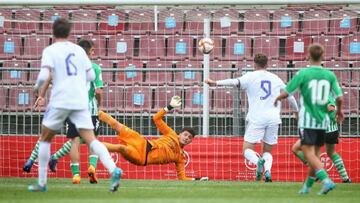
[0,35,21,59]
[351,62,360,86]
[174,60,202,86]
[312,36,340,60]
[167,35,195,60]
[323,61,350,85]
[184,10,210,34]
[98,10,125,34]
[301,10,329,35]
[236,61,253,72]
[293,61,310,68]
[243,10,270,35]
[209,71,232,83]
[209,60,234,69]
[0,9,13,34]
[211,87,233,114]
[271,10,299,35]
[329,10,358,35]
[139,35,166,60]
[23,35,50,59]
[153,86,183,111]
[341,35,360,60]
[41,10,70,34]
[8,86,35,112]
[79,35,106,59]
[1,61,28,85]
[95,59,117,85]
[0,87,8,111]
[227,36,252,60]
[209,35,225,60]
[125,9,154,35]
[124,86,152,112]
[117,60,144,85]
[157,9,185,34]
[144,60,173,85]
[102,85,124,112]
[342,87,359,114]
[280,35,311,60]
[71,10,98,35]
[212,9,239,35]
[107,34,133,60]
[28,60,41,84]
[253,36,280,59]
[268,60,289,82]
[11,9,40,34]
[184,86,203,113]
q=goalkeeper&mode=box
[99,96,207,181]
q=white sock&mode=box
[90,140,116,174]
[38,141,50,187]
[244,149,259,165]
[262,152,273,173]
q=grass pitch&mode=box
[0,178,359,203]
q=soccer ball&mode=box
[198,38,214,54]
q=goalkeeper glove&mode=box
[165,96,182,111]
[194,177,209,181]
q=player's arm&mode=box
[204,78,240,87]
[34,75,52,110]
[94,64,104,107]
[175,160,208,181]
[274,71,302,106]
[153,96,181,136]
[330,74,344,123]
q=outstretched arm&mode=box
[204,78,240,87]
[98,111,122,133]
[153,96,181,136]
[175,161,193,181]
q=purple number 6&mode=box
[260,80,271,100]
[66,53,77,76]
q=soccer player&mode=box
[274,43,344,195]
[23,39,104,185]
[27,18,122,192]
[205,53,298,182]
[99,96,207,181]
[291,95,351,183]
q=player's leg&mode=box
[69,137,81,184]
[88,116,100,184]
[291,139,307,165]
[261,124,279,182]
[299,168,316,194]
[71,109,122,192]
[98,110,122,133]
[48,140,72,172]
[23,140,40,173]
[325,131,351,183]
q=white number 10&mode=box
[308,80,330,105]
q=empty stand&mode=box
[184,86,203,113]
[8,86,34,112]
[293,61,310,68]
[211,87,233,114]
[79,35,106,58]
[301,10,329,35]
[102,85,124,112]
[268,60,289,82]
[243,10,270,35]
[107,34,134,59]
[139,35,166,59]
[0,87,8,111]
[157,9,185,34]
[28,60,41,84]
[226,36,252,60]
[144,60,173,85]
[153,86,183,110]
[11,9,41,34]
[1,61,28,84]
[351,62,360,86]
[341,35,360,60]
[342,87,359,114]
[281,35,311,60]
[174,61,202,85]
[98,10,125,34]
[271,10,299,35]
[184,10,210,34]
[0,9,13,34]
[323,61,350,85]
[329,10,358,35]
[212,9,239,35]
[117,60,144,85]
[41,10,70,34]
[312,36,340,60]
[125,86,152,112]
[95,59,116,85]
[71,10,98,35]
[0,35,21,59]
[167,35,195,60]
[253,36,280,59]
[23,35,50,59]
[125,9,154,35]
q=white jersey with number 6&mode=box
[239,70,286,126]
[41,41,92,110]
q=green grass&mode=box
[0,178,359,203]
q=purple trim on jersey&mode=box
[236,78,241,88]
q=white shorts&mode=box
[42,107,94,131]
[244,122,279,145]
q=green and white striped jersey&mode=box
[88,63,103,116]
[326,95,338,133]
[285,66,342,130]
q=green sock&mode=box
[89,155,99,168]
[305,176,316,188]
[29,140,40,161]
[70,163,80,176]
[51,140,72,160]
[331,153,349,181]
[315,169,329,182]
[295,151,307,165]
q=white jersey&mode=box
[239,70,285,125]
[41,41,92,110]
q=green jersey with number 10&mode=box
[285,66,342,130]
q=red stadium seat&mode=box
[157,9,185,34]
[212,9,239,35]
[126,9,154,35]
[0,87,8,111]
[301,10,329,35]
[209,60,234,69]
[8,86,35,112]
[281,35,311,60]
[107,34,133,60]
[323,61,350,85]
[102,85,124,112]
[226,36,252,60]
[0,35,21,59]
[341,35,360,60]
[211,87,233,114]
[23,35,50,59]
[2,61,28,85]
[253,36,280,59]
[139,35,166,59]
[94,59,116,85]
[144,60,172,85]
[342,87,359,114]
[0,9,13,34]
[124,86,152,112]
[184,86,203,113]
[293,61,310,68]
[41,10,70,34]
[236,61,253,72]
[167,35,195,60]
[71,10,98,35]
[184,10,210,35]
[12,9,41,34]
[271,10,299,35]
[312,36,340,60]
[79,35,106,59]
[153,86,182,111]
[117,60,144,85]
[28,60,41,84]
[98,10,125,34]
[351,62,360,86]
[174,61,202,86]
[329,10,358,35]
[268,60,288,83]
[244,10,270,35]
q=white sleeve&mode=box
[216,78,240,86]
[35,68,50,89]
[286,95,299,112]
[86,68,95,82]
[40,48,54,69]
[239,73,252,90]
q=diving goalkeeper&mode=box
[99,96,208,181]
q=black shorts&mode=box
[299,128,326,146]
[65,116,100,138]
[325,130,339,144]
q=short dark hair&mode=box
[180,127,196,137]
[78,39,94,55]
[308,43,324,62]
[52,18,71,38]
[254,53,268,69]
